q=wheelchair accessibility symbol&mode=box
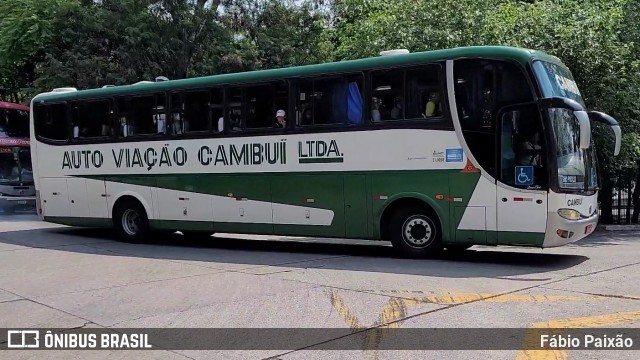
[515,166,534,186]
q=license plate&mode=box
[585,224,593,234]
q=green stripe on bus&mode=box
[299,157,344,164]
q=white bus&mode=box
[30,46,621,257]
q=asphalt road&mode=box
[1,212,639,360]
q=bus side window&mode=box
[210,89,224,133]
[34,103,68,141]
[243,81,288,129]
[298,74,363,127]
[117,94,164,137]
[228,87,244,131]
[405,65,442,120]
[72,100,112,139]
[183,90,212,133]
[370,69,404,121]
[169,92,184,136]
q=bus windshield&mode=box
[0,107,30,138]
[0,147,32,184]
[532,60,586,108]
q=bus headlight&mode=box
[558,208,581,220]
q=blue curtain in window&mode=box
[347,82,363,124]
[330,80,363,124]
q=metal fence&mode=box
[611,180,634,224]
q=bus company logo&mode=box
[298,140,344,164]
[432,151,445,163]
[7,330,40,348]
[445,148,464,162]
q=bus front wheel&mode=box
[113,199,150,243]
[389,206,442,258]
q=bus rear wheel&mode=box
[389,206,441,258]
[113,199,150,243]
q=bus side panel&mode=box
[152,175,214,232]
[272,174,345,237]
[447,171,491,245]
[210,174,274,235]
[39,177,70,219]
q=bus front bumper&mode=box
[0,196,36,211]
[542,211,598,248]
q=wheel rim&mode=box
[121,208,141,236]
[402,215,435,248]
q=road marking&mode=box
[370,290,606,304]
[515,310,640,360]
[327,289,639,360]
[326,289,417,360]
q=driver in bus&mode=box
[518,132,542,166]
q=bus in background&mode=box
[29,46,621,258]
[0,101,35,214]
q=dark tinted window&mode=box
[117,94,164,137]
[72,100,112,139]
[34,103,68,141]
[371,69,404,121]
[0,108,30,138]
[228,82,289,130]
[454,59,535,178]
[183,91,211,133]
[297,74,363,126]
[405,66,442,119]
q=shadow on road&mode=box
[0,224,592,279]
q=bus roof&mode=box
[32,46,563,104]
[0,101,30,111]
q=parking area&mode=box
[1,213,639,360]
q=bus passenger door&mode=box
[496,107,548,245]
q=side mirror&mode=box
[612,125,621,156]
[588,111,621,156]
[574,111,591,149]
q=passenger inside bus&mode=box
[301,108,313,126]
[274,110,287,129]
[424,92,441,117]
[390,96,402,119]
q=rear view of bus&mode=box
[0,101,35,214]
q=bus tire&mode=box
[389,206,442,258]
[113,199,150,243]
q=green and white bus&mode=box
[30,46,621,257]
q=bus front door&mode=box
[496,108,548,245]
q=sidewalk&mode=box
[602,224,640,231]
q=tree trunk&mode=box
[631,161,640,223]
